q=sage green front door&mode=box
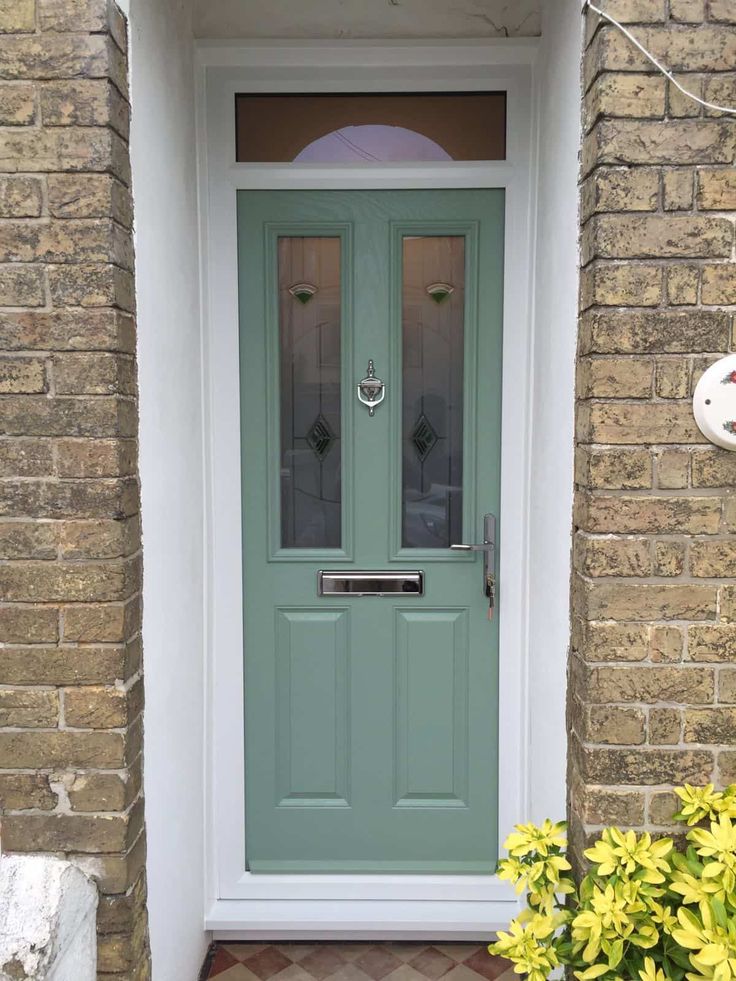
[239,189,504,873]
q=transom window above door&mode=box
[235,92,507,162]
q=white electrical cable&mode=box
[584,0,736,116]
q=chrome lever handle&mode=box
[450,514,497,601]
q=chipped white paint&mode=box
[0,856,97,981]
[193,0,541,40]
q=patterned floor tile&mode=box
[297,945,348,979]
[243,947,293,980]
[205,943,511,981]
[354,947,402,979]
[407,947,456,980]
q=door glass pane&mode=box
[402,236,465,549]
[279,237,341,548]
[236,93,507,162]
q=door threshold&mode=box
[206,898,521,938]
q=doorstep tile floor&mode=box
[203,943,514,981]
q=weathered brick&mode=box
[709,0,736,23]
[0,175,43,217]
[691,541,736,577]
[578,577,717,620]
[684,707,736,743]
[667,265,699,305]
[62,602,130,643]
[580,494,721,534]
[0,219,133,269]
[0,479,138,522]
[581,263,662,308]
[0,356,47,394]
[0,730,124,768]
[579,401,702,444]
[573,618,650,662]
[656,359,690,401]
[0,520,57,559]
[670,0,705,20]
[581,168,660,220]
[719,751,736,783]
[702,264,736,304]
[0,605,58,643]
[0,83,36,125]
[38,0,109,34]
[577,357,653,398]
[0,0,36,33]
[692,450,736,488]
[53,353,136,395]
[657,449,690,489]
[0,127,130,184]
[584,119,736,174]
[65,680,142,729]
[0,266,46,307]
[0,439,53,477]
[577,447,653,489]
[0,558,137,603]
[654,540,685,577]
[0,396,136,438]
[583,213,733,262]
[584,704,647,744]
[649,791,680,825]
[649,708,681,744]
[668,77,704,118]
[56,438,136,477]
[584,73,666,129]
[688,624,736,661]
[69,771,129,812]
[22,321,114,389]
[0,34,118,82]
[1,810,137,853]
[0,688,58,727]
[59,517,138,560]
[720,669,736,703]
[588,0,667,23]
[571,782,646,825]
[41,79,129,138]
[0,645,127,686]
[0,773,56,811]
[649,625,683,662]
[586,25,736,79]
[580,309,730,354]
[49,264,135,312]
[580,663,714,703]
[48,174,132,226]
[579,745,713,785]
[703,75,736,118]
[576,534,652,577]
[697,169,736,209]
[663,169,694,210]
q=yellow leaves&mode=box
[504,820,568,858]
[584,828,673,883]
[638,957,667,981]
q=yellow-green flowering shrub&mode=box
[489,784,736,981]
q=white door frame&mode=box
[197,39,543,937]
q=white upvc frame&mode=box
[198,39,540,938]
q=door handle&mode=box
[451,514,496,605]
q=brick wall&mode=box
[0,0,150,977]
[571,0,736,855]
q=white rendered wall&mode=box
[126,0,209,978]
[527,0,581,825]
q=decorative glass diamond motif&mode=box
[306,414,335,460]
[411,413,438,462]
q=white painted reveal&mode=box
[193,0,541,40]
[126,0,209,978]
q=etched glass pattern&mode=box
[402,236,465,549]
[279,237,341,548]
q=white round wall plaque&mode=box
[693,353,736,451]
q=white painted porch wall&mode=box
[123,0,209,978]
[527,0,581,824]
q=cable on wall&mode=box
[583,0,736,116]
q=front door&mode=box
[238,189,504,873]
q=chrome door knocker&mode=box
[357,360,386,416]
